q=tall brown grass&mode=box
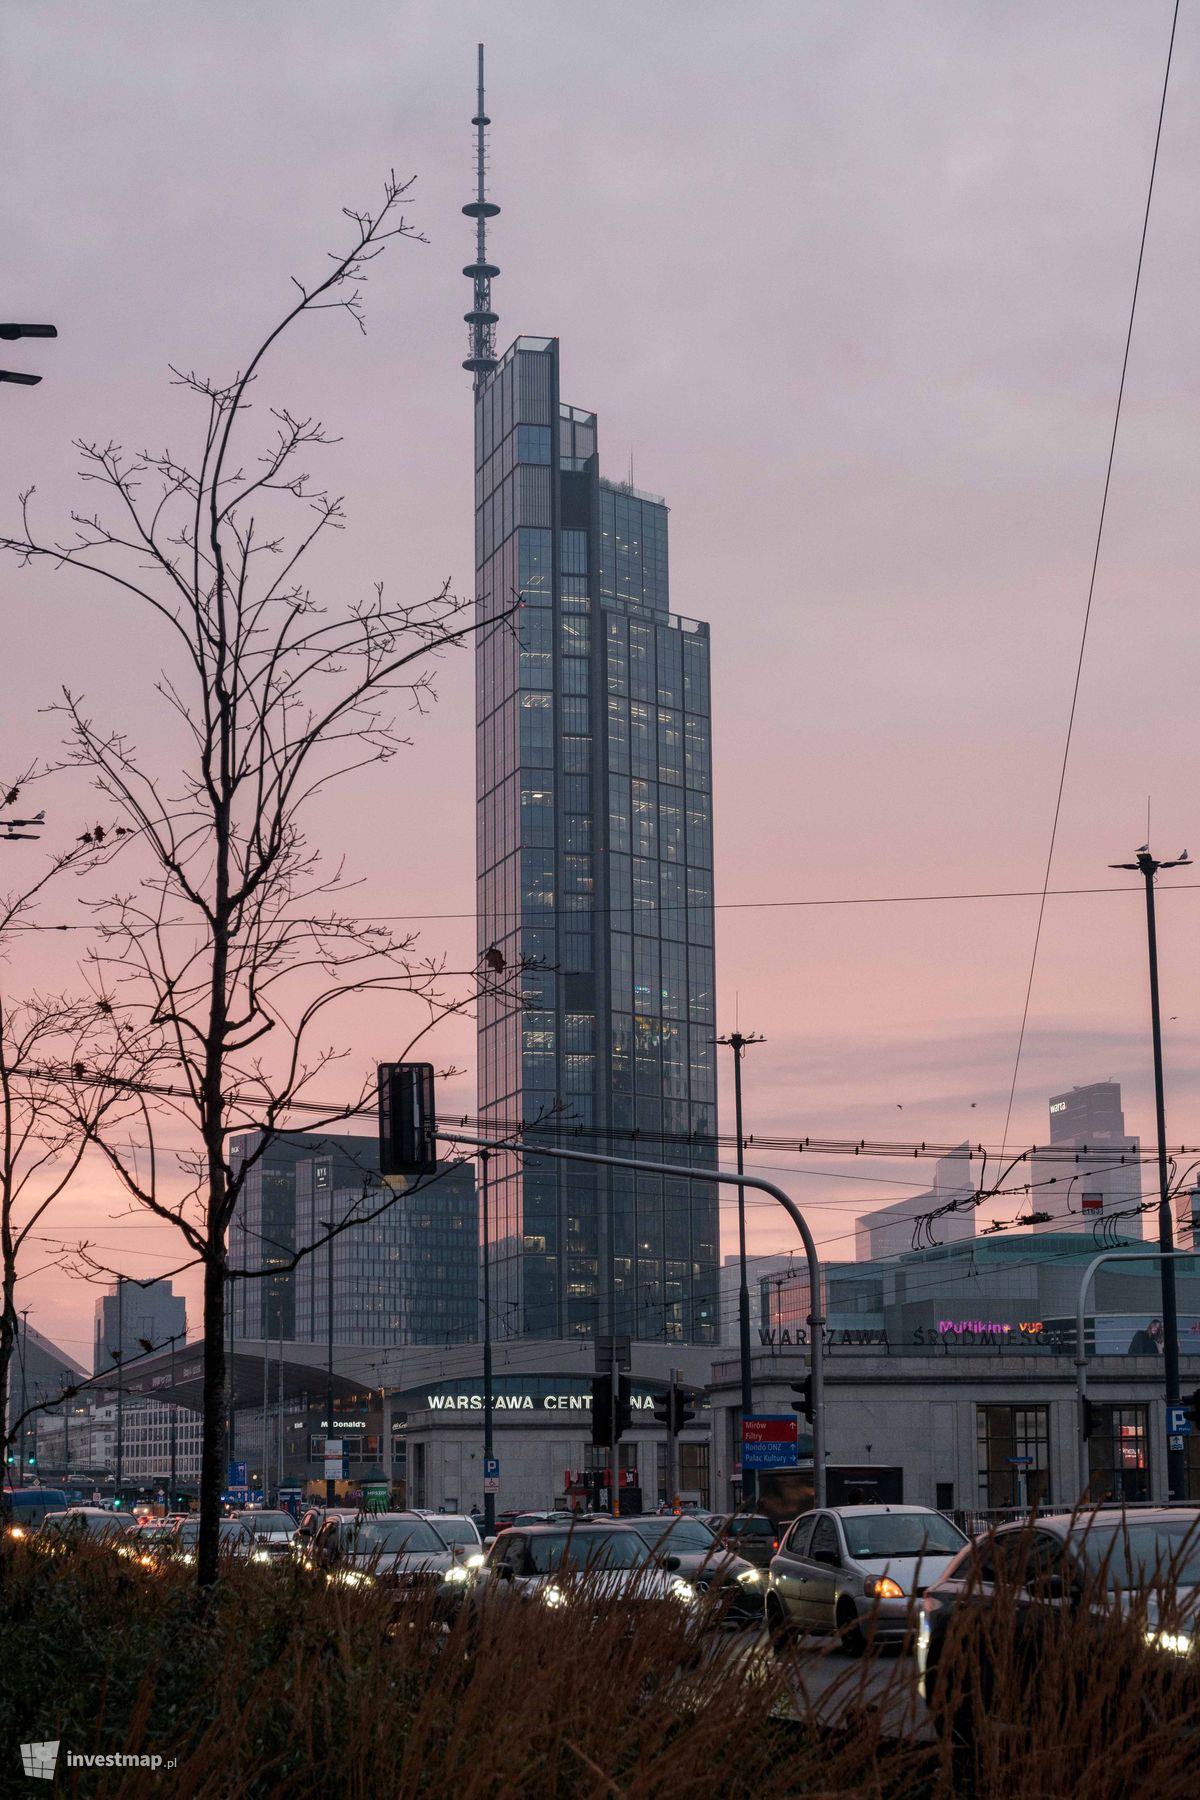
[0,1534,1196,1798]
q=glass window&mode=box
[786,1514,816,1558]
[809,1515,839,1562]
[561,530,588,576]
[517,424,551,464]
[1087,1404,1149,1503]
[976,1405,1051,1509]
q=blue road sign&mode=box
[1167,1406,1192,1435]
[228,1460,247,1488]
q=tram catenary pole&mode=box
[437,1129,827,1508]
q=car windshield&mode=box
[84,1515,129,1536]
[527,1532,646,1573]
[346,1520,445,1556]
[634,1519,717,1553]
[432,1518,477,1546]
[1075,1522,1200,1591]
[841,1514,967,1559]
[242,1513,294,1535]
[179,1521,248,1545]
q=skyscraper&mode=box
[467,50,718,1346]
[1031,1080,1143,1238]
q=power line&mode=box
[12,879,1200,934]
[997,0,1182,1163]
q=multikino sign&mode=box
[424,1391,657,1413]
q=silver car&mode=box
[766,1504,968,1653]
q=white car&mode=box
[480,1523,699,1612]
[767,1505,968,1652]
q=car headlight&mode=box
[1146,1628,1192,1657]
[541,1584,567,1608]
[443,1564,470,1585]
[7,1524,26,1540]
[465,1552,486,1569]
[339,1568,375,1588]
[736,1568,762,1586]
[670,1578,697,1604]
[252,1549,273,1564]
[864,1576,905,1600]
[918,1608,931,1645]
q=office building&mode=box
[294,1160,478,1348]
[1029,1080,1143,1237]
[230,1132,477,1348]
[93,1279,186,1376]
[466,54,719,1345]
[228,1132,381,1340]
[854,1145,975,1262]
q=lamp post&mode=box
[320,1218,336,1505]
[717,1029,764,1505]
[169,1333,179,1502]
[1109,845,1192,1500]
[480,1149,495,1536]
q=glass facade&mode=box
[294,1162,478,1348]
[476,336,718,1344]
[230,1134,477,1347]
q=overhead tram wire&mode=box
[995,0,1182,1166]
[13,878,1200,933]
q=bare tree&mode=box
[2,176,522,1584]
[0,778,128,1473]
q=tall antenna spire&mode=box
[462,43,499,388]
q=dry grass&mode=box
[0,1534,1197,1798]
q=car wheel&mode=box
[766,1596,796,1655]
[836,1598,866,1657]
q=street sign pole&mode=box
[668,1368,681,1510]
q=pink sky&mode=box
[3,1,1199,1360]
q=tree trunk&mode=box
[197,1249,227,1588]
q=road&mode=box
[707,1625,933,1742]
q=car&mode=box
[37,1508,140,1552]
[2,1486,69,1537]
[712,1512,783,1569]
[918,1507,1200,1741]
[308,1511,470,1612]
[602,1513,764,1624]
[426,1512,485,1568]
[476,1522,700,1614]
[155,1516,257,1567]
[233,1508,297,1564]
[767,1505,968,1654]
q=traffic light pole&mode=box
[668,1368,681,1511]
[610,1337,621,1519]
[1074,1247,1200,1499]
[438,1129,827,1508]
[480,1149,495,1537]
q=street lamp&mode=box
[1109,844,1192,1499]
[717,1029,765,1505]
[0,322,57,385]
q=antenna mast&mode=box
[462,43,500,389]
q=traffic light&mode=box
[591,1374,613,1447]
[1186,1391,1200,1432]
[790,1375,813,1424]
[592,1373,632,1446]
[1081,1396,1096,1440]
[378,1063,438,1177]
[652,1391,671,1430]
[670,1390,695,1434]
[0,321,58,386]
